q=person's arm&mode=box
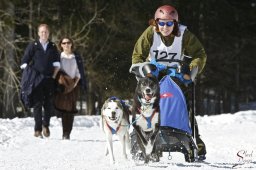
[73,77,80,88]
[183,29,207,74]
[52,67,60,79]
[74,53,87,90]
[132,26,154,64]
[51,43,61,78]
[20,42,35,69]
[73,63,81,88]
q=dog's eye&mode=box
[141,82,147,86]
[150,82,157,87]
[107,107,111,110]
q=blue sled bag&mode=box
[159,75,192,135]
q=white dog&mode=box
[100,97,131,164]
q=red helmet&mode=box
[154,5,178,21]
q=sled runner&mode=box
[129,60,199,162]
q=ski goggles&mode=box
[158,21,174,27]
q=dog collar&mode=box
[137,96,154,107]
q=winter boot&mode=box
[42,126,50,137]
[196,136,206,160]
[62,133,70,140]
[195,120,206,160]
[62,113,74,140]
[34,131,43,138]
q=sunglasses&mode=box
[158,21,174,27]
[61,41,71,45]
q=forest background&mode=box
[0,0,255,118]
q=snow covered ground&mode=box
[0,111,256,170]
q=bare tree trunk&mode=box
[222,90,231,113]
[234,48,240,112]
[86,80,96,115]
[206,89,210,115]
[28,0,33,39]
[216,90,221,114]
[1,2,18,118]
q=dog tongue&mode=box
[145,94,152,101]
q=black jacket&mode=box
[74,52,87,91]
[20,65,44,108]
[21,40,59,76]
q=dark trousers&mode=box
[32,78,54,131]
[62,113,74,136]
[194,118,207,155]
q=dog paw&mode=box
[144,157,150,164]
[150,153,160,162]
[132,152,144,161]
[110,160,115,164]
[123,154,128,159]
[105,148,109,156]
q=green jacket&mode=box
[132,25,207,73]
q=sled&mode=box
[129,61,199,162]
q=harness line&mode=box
[103,114,142,134]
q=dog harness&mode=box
[137,108,158,129]
[105,120,121,134]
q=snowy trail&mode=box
[0,111,256,170]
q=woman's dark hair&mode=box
[58,37,75,51]
[172,21,180,37]
[148,19,180,37]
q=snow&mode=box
[0,111,256,170]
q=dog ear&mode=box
[101,100,109,113]
[114,100,123,110]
